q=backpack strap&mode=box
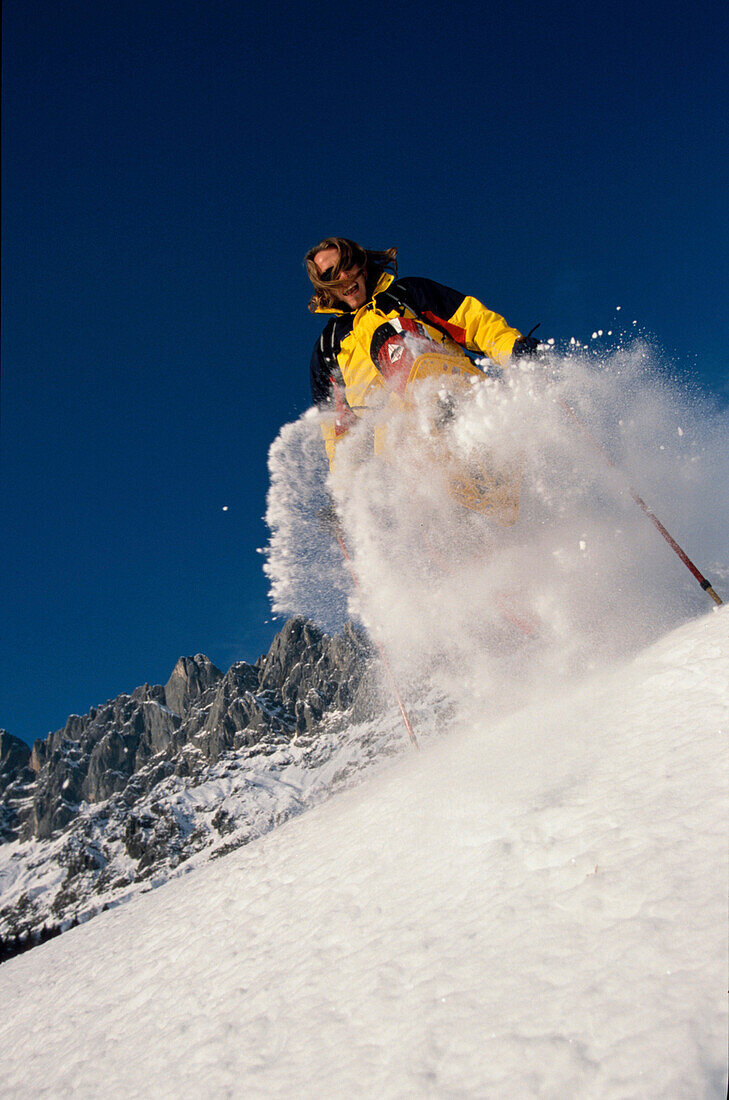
[372,283,417,320]
[373,282,456,346]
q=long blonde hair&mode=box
[304,237,398,311]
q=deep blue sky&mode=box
[2,0,727,745]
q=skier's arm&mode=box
[398,276,521,365]
[310,341,359,468]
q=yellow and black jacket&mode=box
[309,271,522,466]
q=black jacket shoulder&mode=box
[391,276,468,320]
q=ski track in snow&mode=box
[1,609,727,1099]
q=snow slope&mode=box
[1,608,726,1098]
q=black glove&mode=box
[511,324,541,358]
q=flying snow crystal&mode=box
[222,505,229,511]
[265,341,728,711]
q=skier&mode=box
[306,236,539,467]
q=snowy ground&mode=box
[2,608,726,1098]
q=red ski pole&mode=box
[336,534,420,750]
[558,398,723,607]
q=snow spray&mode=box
[264,343,728,722]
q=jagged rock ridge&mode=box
[0,617,402,947]
[1,618,369,843]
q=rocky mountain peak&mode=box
[1,617,373,853]
[1,612,423,966]
[164,654,223,718]
[0,731,30,779]
[0,616,424,962]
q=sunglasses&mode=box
[319,264,365,285]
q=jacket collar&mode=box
[314,271,395,316]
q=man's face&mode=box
[313,247,368,310]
